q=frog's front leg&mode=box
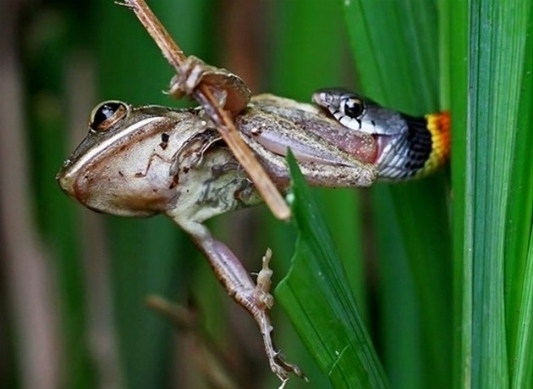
[169,214,304,383]
[168,56,251,116]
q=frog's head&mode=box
[57,101,200,217]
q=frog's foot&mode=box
[252,249,308,384]
[258,310,307,384]
[168,55,251,116]
[175,222,306,384]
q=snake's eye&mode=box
[89,101,129,132]
[343,97,364,119]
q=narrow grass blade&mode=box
[504,4,533,387]
[276,154,388,389]
[448,0,471,387]
[511,230,533,388]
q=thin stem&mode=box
[122,0,291,220]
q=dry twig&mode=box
[122,0,291,221]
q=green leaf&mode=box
[276,153,388,389]
[342,1,452,387]
[269,0,368,316]
[505,7,533,388]
[450,1,533,388]
[448,1,471,387]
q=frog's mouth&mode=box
[311,105,424,179]
[56,163,81,203]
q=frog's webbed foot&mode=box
[252,249,306,384]
[168,55,251,116]
[168,216,306,385]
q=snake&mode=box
[312,88,450,180]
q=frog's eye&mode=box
[89,101,129,132]
[343,97,364,119]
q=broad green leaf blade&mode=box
[276,154,388,389]
[505,7,533,388]
[451,1,533,388]
[464,2,531,387]
[342,1,452,387]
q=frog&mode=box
[57,55,449,384]
[57,90,379,383]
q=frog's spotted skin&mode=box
[312,88,450,181]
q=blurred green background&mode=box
[1,0,531,389]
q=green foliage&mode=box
[343,0,452,387]
[450,1,533,388]
[277,153,387,389]
[277,1,533,388]
[14,0,533,388]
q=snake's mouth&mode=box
[372,134,394,166]
[312,88,451,181]
[313,96,403,176]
